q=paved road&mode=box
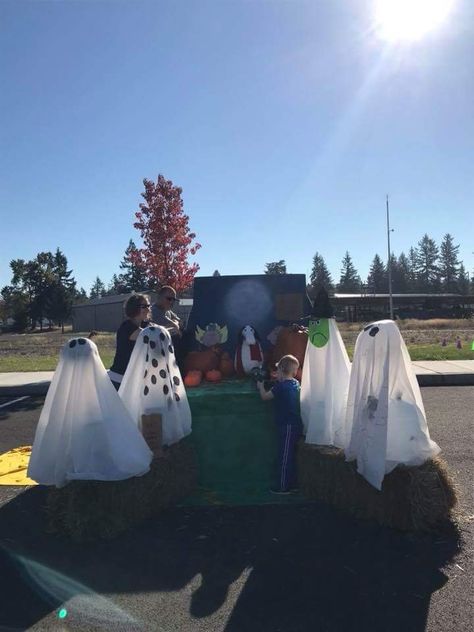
[0,389,472,631]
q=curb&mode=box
[1,374,474,398]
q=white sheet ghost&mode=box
[28,337,152,488]
[345,320,440,490]
[300,289,351,448]
[119,326,192,446]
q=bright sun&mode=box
[375,0,454,42]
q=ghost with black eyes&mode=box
[345,320,440,490]
[28,338,152,487]
[119,326,192,446]
[300,288,351,448]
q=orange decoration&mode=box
[205,369,222,383]
[272,326,308,369]
[219,352,234,377]
[184,370,203,387]
[184,350,219,374]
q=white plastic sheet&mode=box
[301,319,351,448]
[345,320,440,490]
[28,338,152,488]
[119,326,192,446]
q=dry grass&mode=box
[46,439,197,541]
[298,443,458,532]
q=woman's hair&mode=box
[277,354,299,374]
[125,293,149,318]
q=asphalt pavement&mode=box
[0,388,472,632]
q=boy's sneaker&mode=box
[270,488,291,495]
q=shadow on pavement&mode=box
[0,485,461,632]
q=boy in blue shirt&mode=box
[257,355,303,494]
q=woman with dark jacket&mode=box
[108,294,151,390]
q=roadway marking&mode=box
[0,396,30,409]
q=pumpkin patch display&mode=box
[205,369,222,383]
[184,370,203,387]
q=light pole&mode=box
[386,195,394,319]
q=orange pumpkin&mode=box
[184,370,202,387]
[219,352,234,377]
[184,350,219,374]
[205,369,222,383]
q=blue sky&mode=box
[1,0,473,293]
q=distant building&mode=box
[72,292,193,333]
[332,293,474,322]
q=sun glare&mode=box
[375,0,454,42]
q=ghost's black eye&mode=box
[78,338,86,345]
[69,340,77,348]
[363,324,372,331]
[369,327,379,337]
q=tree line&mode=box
[265,233,473,296]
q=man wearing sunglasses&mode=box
[151,286,182,337]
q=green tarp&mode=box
[185,380,303,505]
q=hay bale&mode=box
[297,442,458,532]
[46,438,198,541]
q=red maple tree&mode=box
[132,175,201,293]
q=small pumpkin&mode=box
[184,370,203,387]
[205,369,222,383]
[219,352,234,377]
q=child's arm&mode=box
[257,381,274,401]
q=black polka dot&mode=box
[166,365,170,372]
[168,345,174,354]
[159,370,167,379]
[78,338,86,345]
[149,327,155,331]
[151,375,157,385]
[143,336,149,344]
[163,385,169,395]
[173,376,180,386]
[161,350,166,356]
[152,358,158,368]
[175,393,180,402]
[150,340,156,349]
[160,332,166,341]
[369,327,380,337]
[144,386,149,396]
[69,340,77,348]
[146,354,149,362]
[144,370,148,378]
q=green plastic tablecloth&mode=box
[184,379,303,505]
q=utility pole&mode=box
[386,195,394,320]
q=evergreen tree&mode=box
[407,247,419,292]
[439,233,460,292]
[106,274,127,295]
[415,234,440,292]
[310,252,334,292]
[366,254,387,293]
[264,260,287,274]
[395,252,410,293]
[119,239,149,292]
[457,264,470,295]
[75,287,89,303]
[90,277,106,299]
[337,251,361,292]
